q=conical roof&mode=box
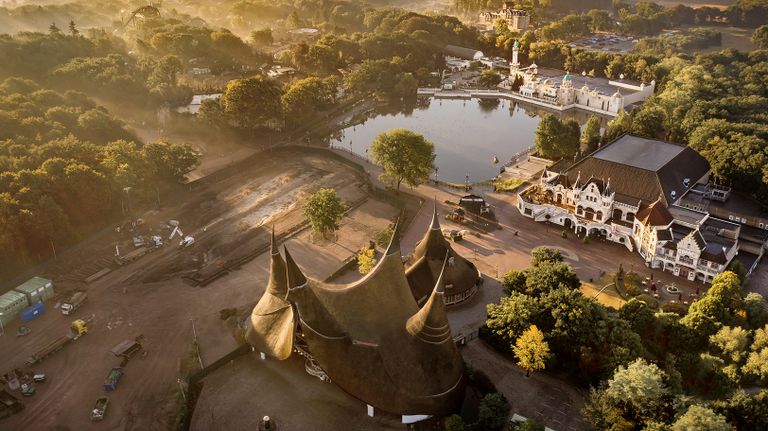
[246,222,466,415]
[406,256,452,344]
[245,229,295,359]
[406,202,481,306]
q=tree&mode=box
[357,248,376,274]
[671,405,730,431]
[370,129,435,193]
[487,292,541,345]
[68,21,79,37]
[534,114,579,159]
[710,326,750,364]
[282,77,336,124]
[745,293,768,329]
[744,348,768,380]
[304,188,346,239]
[524,261,581,296]
[476,393,509,431]
[581,115,601,154]
[727,260,747,285]
[752,25,768,50]
[443,414,465,431]
[513,325,551,377]
[604,359,670,422]
[630,105,666,139]
[531,246,564,266]
[501,270,527,296]
[49,22,61,36]
[221,76,283,132]
[478,69,502,89]
[250,28,274,46]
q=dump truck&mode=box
[103,367,124,391]
[0,389,24,420]
[61,291,87,315]
[90,396,109,421]
[25,319,89,366]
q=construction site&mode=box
[0,147,415,430]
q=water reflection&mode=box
[330,97,609,183]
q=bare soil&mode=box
[0,149,398,431]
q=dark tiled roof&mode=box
[701,243,727,264]
[614,193,641,207]
[657,229,673,241]
[566,135,710,206]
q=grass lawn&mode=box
[493,177,527,192]
[580,272,626,309]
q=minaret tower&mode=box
[510,39,520,71]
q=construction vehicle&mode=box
[446,208,466,223]
[20,383,35,397]
[25,318,90,366]
[91,396,109,421]
[61,291,87,315]
[111,339,143,360]
[0,389,24,419]
[103,367,124,391]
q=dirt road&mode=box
[0,150,383,430]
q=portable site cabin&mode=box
[14,277,54,305]
[0,291,29,326]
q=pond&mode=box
[329,97,606,183]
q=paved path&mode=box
[462,339,588,431]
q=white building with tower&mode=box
[501,40,655,116]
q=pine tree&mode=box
[68,20,79,36]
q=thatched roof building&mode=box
[406,204,482,306]
[246,224,465,416]
[244,228,295,360]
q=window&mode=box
[729,215,734,221]
[760,223,764,229]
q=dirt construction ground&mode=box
[0,148,403,431]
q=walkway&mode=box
[462,339,588,431]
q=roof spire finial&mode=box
[385,213,402,256]
[430,197,441,231]
[270,225,278,255]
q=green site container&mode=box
[14,277,55,304]
[0,290,29,326]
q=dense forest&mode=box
[484,248,768,431]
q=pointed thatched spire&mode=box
[385,215,402,256]
[406,254,452,343]
[430,198,441,231]
[270,225,278,255]
[284,245,307,289]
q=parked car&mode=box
[17,326,31,337]
[33,374,46,383]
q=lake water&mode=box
[330,97,603,183]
